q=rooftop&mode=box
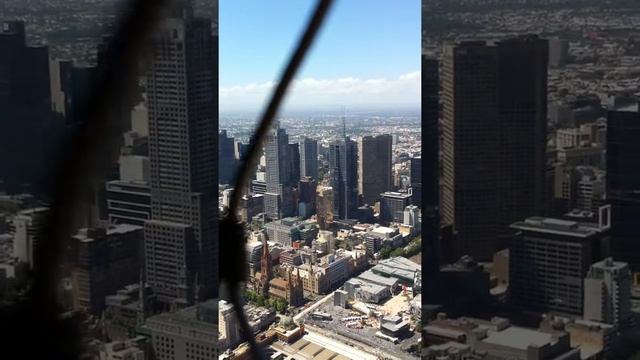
[107,223,144,235]
[482,327,557,350]
[510,216,605,238]
[357,270,400,288]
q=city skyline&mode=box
[2,0,640,359]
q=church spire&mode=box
[260,236,272,296]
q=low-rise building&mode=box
[371,256,421,287]
[344,277,390,304]
[474,326,580,360]
[380,315,410,337]
[103,283,155,341]
[540,316,616,360]
[142,299,219,360]
[99,336,149,360]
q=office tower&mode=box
[423,57,440,279]
[409,156,422,207]
[143,300,219,359]
[358,134,392,206]
[509,214,609,316]
[584,258,633,328]
[49,59,72,117]
[574,166,606,214]
[0,21,50,110]
[300,137,318,180]
[441,36,548,261]
[12,207,49,269]
[288,142,301,184]
[264,123,295,219]
[238,194,263,223]
[234,140,248,161]
[403,205,421,229]
[607,106,640,274]
[67,65,99,125]
[548,38,569,68]
[218,130,236,185]
[329,136,358,220]
[380,191,412,223]
[0,21,55,193]
[70,225,143,314]
[298,176,317,219]
[218,300,240,349]
[144,10,218,306]
[106,155,151,226]
[316,186,334,230]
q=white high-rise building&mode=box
[12,207,49,268]
[218,300,240,349]
[584,258,633,328]
[403,204,421,230]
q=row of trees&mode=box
[245,290,288,313]
[380,237,422,259]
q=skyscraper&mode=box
[288,142,301,184]
[329,137,358,220]
[316,185,334,230]
[218,130,236,185]
[607,106,640,275]
[584,258,633,328]
[144,9,218,306]
[298,176,317,219]
[409,156,422,207]
[0,20,55,193]
[423,57,440,278]
[299,137,318,180]
[441,36,548,261]
[264,122,295,219]
[358,134,392,206]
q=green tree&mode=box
[391,248,406,258]
[380,247,392,259]
[256,294,265,307]
[276,300,288,313]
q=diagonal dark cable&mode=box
[222,0,334,358]
[228,0,334,214]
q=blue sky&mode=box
[219,0,421,112]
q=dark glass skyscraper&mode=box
[329,136,358,220]
[219,129,236,185]
[288,142,301,185]
[410,156,422,207]
[607,106,640,273]
[299,137,318,180]
[422,57,440,276]
[358,134,392,206]
[0,20,53,193]
[441,36,548,261]
[144,10,218,306]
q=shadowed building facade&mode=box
[144,8,218,306]
[358,134,392,206]
[441,36,548,261]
